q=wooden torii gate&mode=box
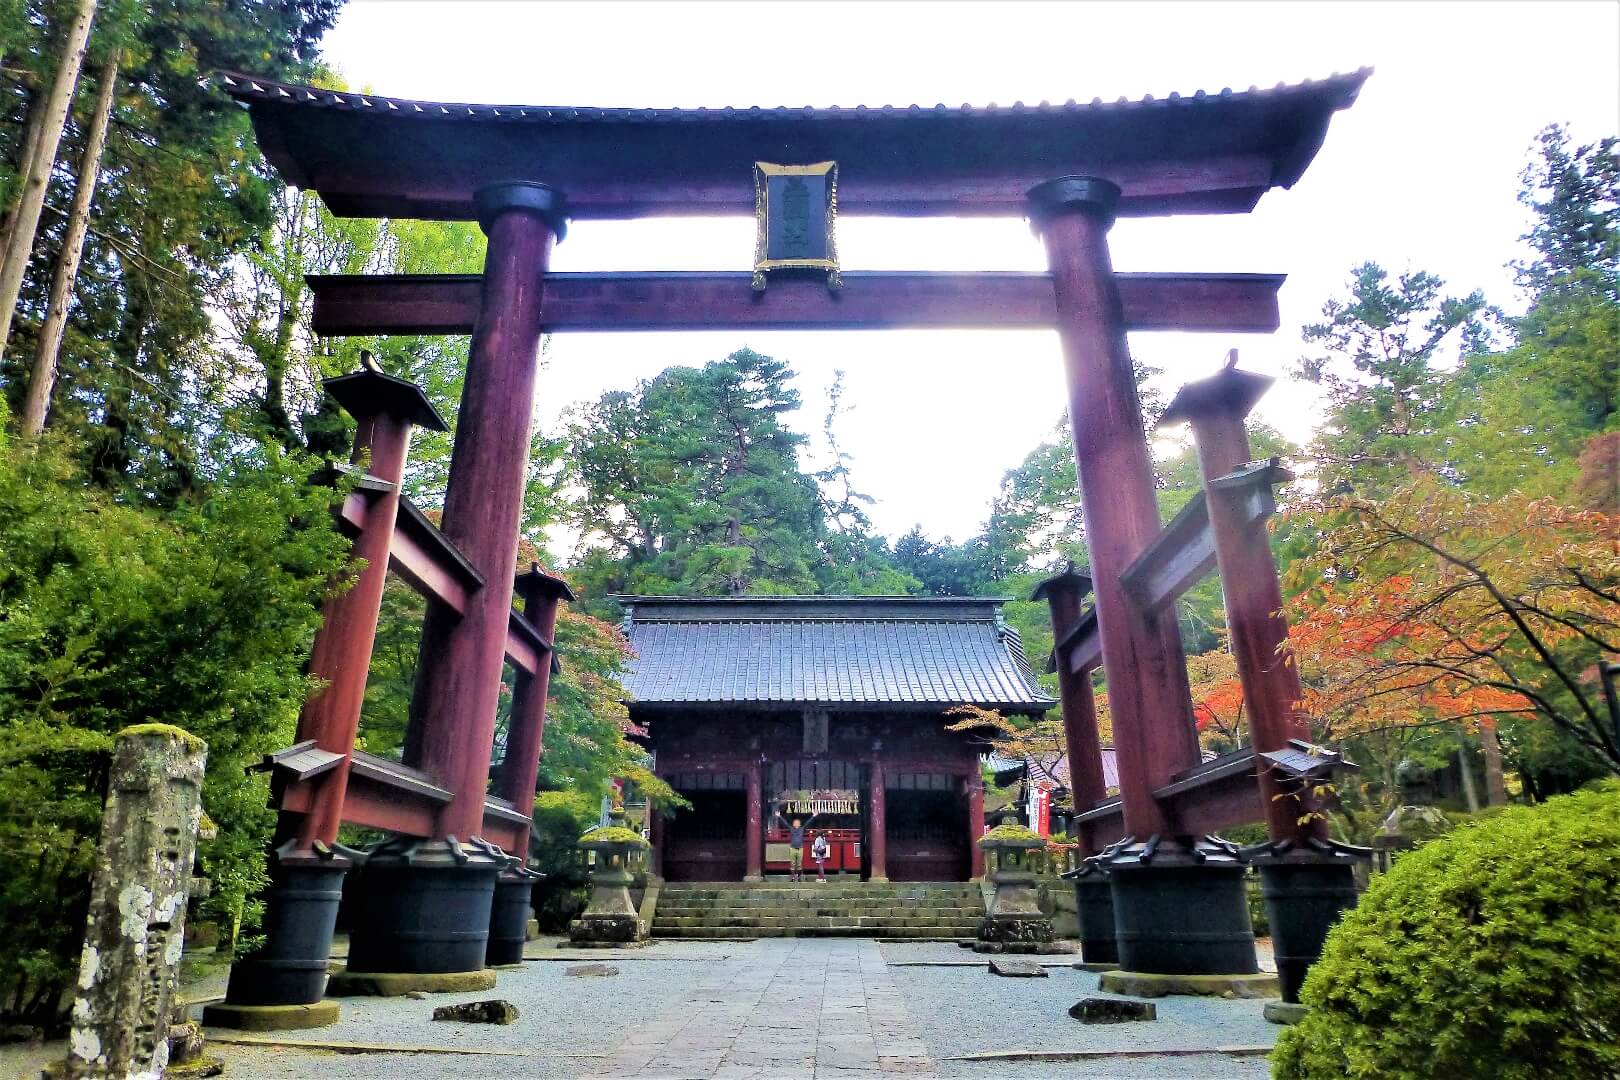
[209,68,1372,1026]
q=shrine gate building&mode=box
[620,596,1053,883]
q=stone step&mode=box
[653,903,984,916]
[650,925,972,940]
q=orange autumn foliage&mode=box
[1285,480,1620,765]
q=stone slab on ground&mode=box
[327,968,497,997]
[988,957,1048,977]
[431,999,519,1024]
[1100,970,1280,1000]
[565,963,619,977]
[1069,997,1156,1023]
[1264,1000,1311,1025]
[200,1000,340,1031]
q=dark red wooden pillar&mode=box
[744,758,764,882]
[296,367,446,851]
[648,796,665,880]
[1162,362,1324,844]
[967,774,986,880]
[406,182,565,846]
[1032,563,1109,854]
[499,565,576,839]
[868,759,888,882]
[1027,177,1200,839]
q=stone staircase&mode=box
[652,881,984,940]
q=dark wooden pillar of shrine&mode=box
[1032,563,1108,854]
[868,760,888,883]
[352,181,567,977]
[966,774,986,880]
[648,799,665,880]
[1028,177,1255,978]
[744,758,765,882]
[1162,360,1363,1002]
[219,367,444,1019]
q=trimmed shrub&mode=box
[1273,782,1620,1080]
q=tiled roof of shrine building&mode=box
[617,596,1055,712]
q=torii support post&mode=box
[1033,563,1119,966]
[1031,563,1108,853]
[1162,360,1364,1003]
[349,181,565,978]
[486,563,575,965]
[1028,177,1255,979]
[215,365,444,1027]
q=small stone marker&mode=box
[431,999,520,1024]
[987,957,1048,978]
[1069,997,1156,1023]
[56,725,207,1080]
[565,963,620,977]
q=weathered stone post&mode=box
[58,725,207,1080]
[973,824,1060,955]
[569,810,650,948]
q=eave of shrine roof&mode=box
[213,69,1371,221]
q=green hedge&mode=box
[1273,782,1620,1080]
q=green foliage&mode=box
[1272,783,1620,1080]
[0,421,348,1024]
[978,823,1045,846]
[2,0,342,494]
[564,348,913,603]
[579,825,648,847]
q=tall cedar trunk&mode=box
[22,56,117,436]
[1,79,47,254]
[1479,722,1508,805]
[0,0,96,363]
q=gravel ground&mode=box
[888,962,1279,1061]
[4,938,1287,1079]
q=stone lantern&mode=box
[569,809,650,947]
[973,824,1060,954]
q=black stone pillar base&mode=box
[347,836,510,975]
[1063,863,1119,966]
[486,865,543,966]
[224,840,362,1007]
[1247,839,1368,1003]
[1102,835,1258,976]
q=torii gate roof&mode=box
[217,69,1369,221]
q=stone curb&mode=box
[1099,970,1280,999]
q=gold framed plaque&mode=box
[752,160,842,290]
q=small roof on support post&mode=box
[1031,560,1094,601]
[1159,350,1275,426]
[323,353,448,430]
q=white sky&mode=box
[318,1,1620,551]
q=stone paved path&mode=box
[596,938,933,1079]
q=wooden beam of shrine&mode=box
[1072,747,1263,844]
[277,749,534,847]
[338,484,551,673]
[306,271,1284,337]
[1056,460,1289,678]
